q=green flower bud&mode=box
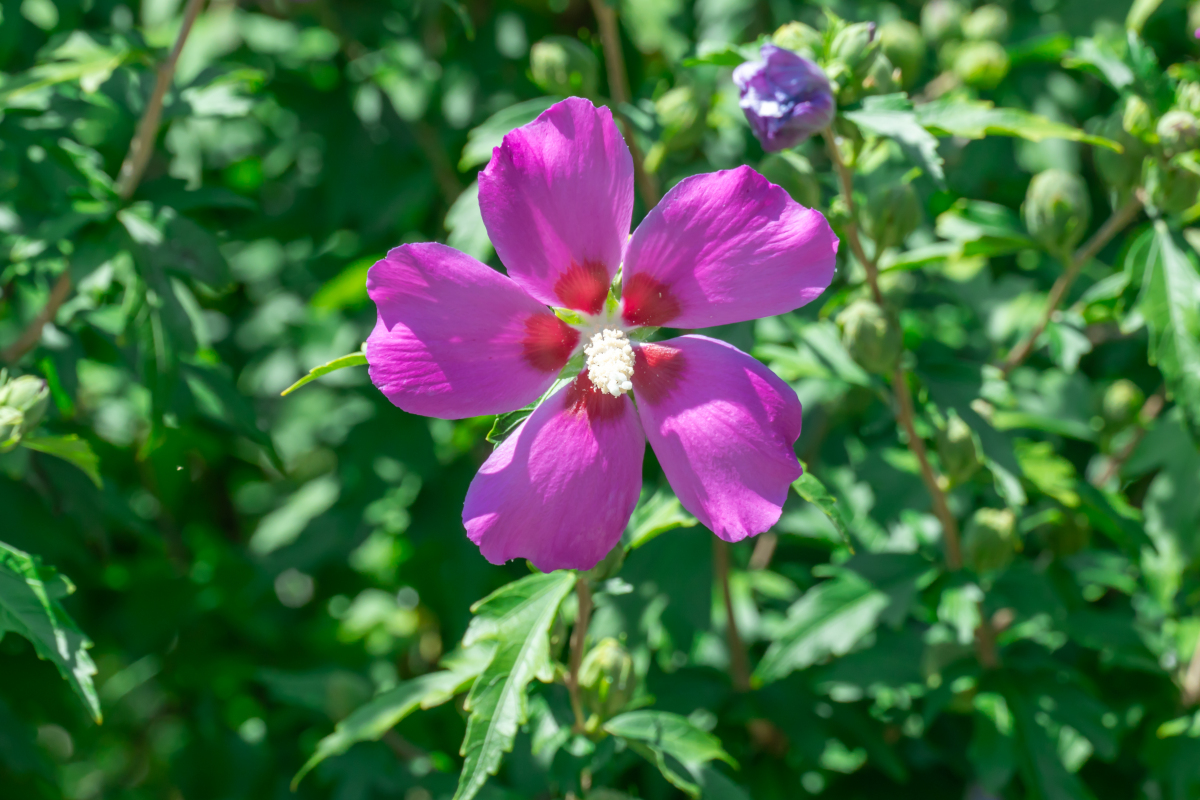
[1156,110,1200,157]
[1144,158,1200,215]
[579,638,636,720]
[863,52,900,96]
[0,407,23,452]
[1023,169,1091,257]
[922,0,966,43]
[1178,82,1200,116]
[962,4,1009,41]
[1122,95,1154,140]
[864,181,921,250]
[758,152,821,208]
[962,508,1018,574]
[879,20,926,88]
[1092,111,1148,192]
[837,299,902,375]
[1102,379,1145,428]
[936,412,980,486]
[952,40,1009,89]
[0,375,49,434]
[529,36,599,97]
[772,21,823,60]
[831,21,879,78]
[1037,512,1091,558]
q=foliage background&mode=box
[2,0,1200,799]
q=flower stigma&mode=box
[584,328,635,396]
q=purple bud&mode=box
[733,44,836,152]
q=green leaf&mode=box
[1137,223,1200,430]
[1063,38,1136,91]
[445,180,492,262]
[486,376,572,446]
[754,569,889,685]
[310,256,380,311]
[845,98,945,186]
[935,199,1037,257]
[791,467,853,549]
[452,570,576,800]
[603,711,737,798]
[1126,0,1164,34]
[280,352,368,396]
[459,97,561,170]
[682,44,750,68]
[0,32,130,105]
[1076,483,1154,556]
[20,435,101,488]
[292,646,491,788]
[622,489,698,551]
[0,542,101,722]
[916,99,1121,151]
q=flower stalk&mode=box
[714,540,751,692]
[565,577,594,733]
[1092,384,1166,487]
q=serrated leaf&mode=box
[21,435,101,488]
[846,99,945,186]
[791,466,852,548]
[1137,223,1200,431]
[292,646,491,788]
[0,542,100,722]
[622,489,698,551]
[459,97,561,170]
[280,352,368,396]
[916,99,1121,151]
[754,569,889,685]
[604,711,736,798]
[453,571,576,800]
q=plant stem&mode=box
[1001,196,1143,375]
[714,540,751,692]
[748,532,778,571]
[822,128,964,569]
[1184,633,1200,706]
[1092,384,1166,487]
[4,0,205,366]
[588,0,660,208]
[115,0,207,200]
[566,577,593,733]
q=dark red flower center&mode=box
[522,313,580,372]
[554,260,610,315]
[565,370,627,421]
[632,343,686,404]
[621,273,681,327]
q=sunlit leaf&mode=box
[604,710,737,798]
[280,352,368,396]
[20,435,101,488]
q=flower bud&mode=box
[936,412,980,486]
[1143,158,1200,214]
[0,407,23,452]
[837,299,902,375]
[733,44,835,152]
[863,182,921,250]
[1092,110,1148,192]
[952,40,1009,89]
[1023,169,1091,257]
[1037,512,1091,558]
[0,375,50,434]
[863,53,900,96]
[1177,81,1200,116]
[758,152,821,208]
[922,0,966,43]
[1102,379,1144,428]
[962,508,1018,574]
[579,638,636,720]
[771,21,823,60]
[962,4,1009,41]
[1156,110,1200,157]
[830,22,879,77]
[529,36,599,97]
[1122,95,1154,140]
[879,20,926,88]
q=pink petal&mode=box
[633,336,802,542]
[478,98,634,314]
[621,166,837,328]
[463,372,645,571]
[367,243,579,419]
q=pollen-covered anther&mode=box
[584,329,635,396]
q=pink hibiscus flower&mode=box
[366,98,838,571]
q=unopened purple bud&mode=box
[733,44,835,152]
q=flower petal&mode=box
[633,335,801,542]
[463,373,645,571]
[621,166,837,328]
[479,97,634,313]
[367,243,578,419]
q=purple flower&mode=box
[366,98,838,571]
[733,44,836,152]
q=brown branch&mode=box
[714,540,751,692]
[1,272,72,364]
[1002,195,1143,375]
[115,0,207,200]
[748,532,778,570]
[1092,384,1167,487]
[565,577,593,733]
[588,0,660,208]
[823,129,883,305]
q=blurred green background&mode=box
[3,0,1200,798]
